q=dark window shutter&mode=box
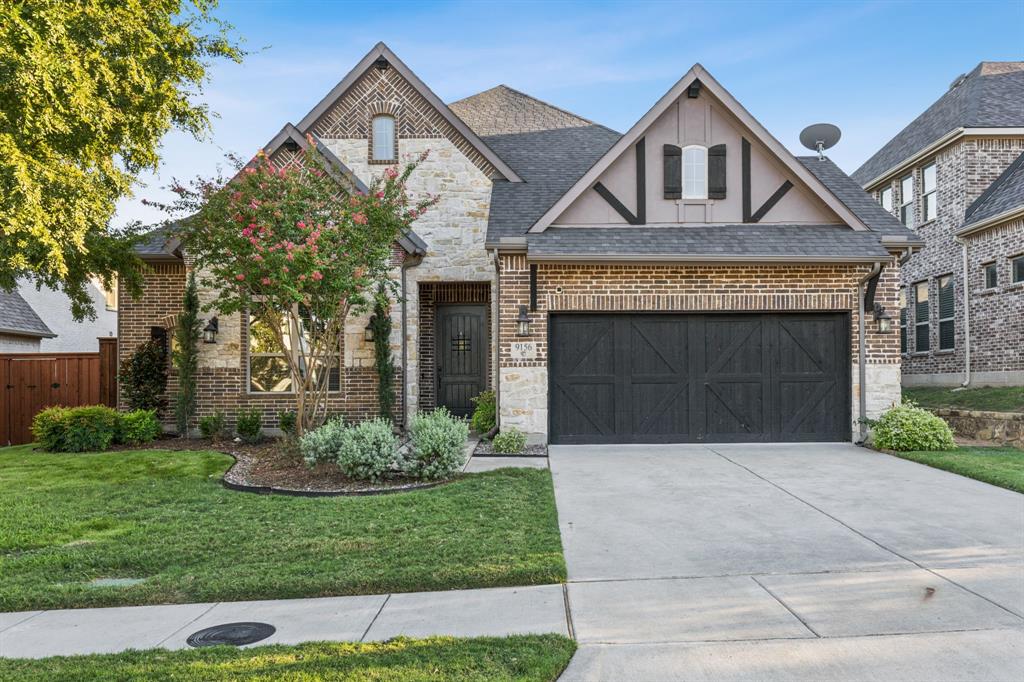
[708,144,727,199]
[938,278,955,319]
[916,323,930,352]
[663,144,681,200]
[939,321,954,351]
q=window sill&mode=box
[369,159,397,165]
[1008,281,1024,290]
[917,219,937,229]
[910,351,931,357]
[934,349,955,355]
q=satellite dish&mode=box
[799,123,842,160]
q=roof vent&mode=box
[949,73,967,90]
[373,56,390,71]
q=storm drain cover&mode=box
[186,622,276,647]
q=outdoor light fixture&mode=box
[516,305,531,337]
[873,303,893,334]
[364,316,376,342]
[202,317,219,344]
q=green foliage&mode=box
[371,288,396,419]
[492,428,527,455]
[118,340,168,414]
[235,407,263,443]
[278,410,297,435]
[299,417,347,466]
[0,1,243,319]
[198,411,226,440]
[173,272,201,436]
[117,410,162,446]
[31,406,121,452]
[336,418,401,482]
[407,408,469,480]
[873,402,957,452]
[470,390,497,434]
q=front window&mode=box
[248,307,339,393]
[880,186,893,213]
[938,275,954,351]
[922,163,937,222]
[900,174,915,228]
[899,288,907,354]
[914,281,929,352]
[372,115,395,161]
[103,279,118,311]
[682,145,707,199]
[1013,255,1024,283]
[984,262,998,289]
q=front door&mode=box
[435,305,487,417]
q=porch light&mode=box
[202,317,219,344]
[364,316,376,342]
[516,305,531,337]
[873,304,893,334]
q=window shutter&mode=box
[708,144,727,199]
[938,278,954,319]
[663,144,681,200]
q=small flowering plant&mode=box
[162,139,437,435]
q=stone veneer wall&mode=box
[497,256,902,440]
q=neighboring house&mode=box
[123,42,919,444]
[15,279,117,353]
[0,289,56,352]
[852,62,1024,387]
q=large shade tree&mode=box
[0,0,243,318]
[167,142,437,435]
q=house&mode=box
[15,279,117,353]
[852,62,1024,387]
[122,42,919,444]
[0,289,56,352]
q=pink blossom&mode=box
[353,212,367,225]
[297,221,306,229]
[384,167,398,179]
[286,253,294,261]
[311,271,323,281]
[261,277,271,285]
[299,274,306,281]
[235,273,245,281]
[253,254,263,262]
[375,191,385,199]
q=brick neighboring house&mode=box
[122,43,919,444]
[852,62,1024,387]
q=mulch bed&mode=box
[473,439,547,457]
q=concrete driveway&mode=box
[550,443,1024,681]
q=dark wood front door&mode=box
[436,305,487,417]
[549,313,850,444]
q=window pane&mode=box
[880,188,893,212]
[923,164,936,192]
[924,193,937,222]
[938,276,954,319]
[901,175,914,201]
[939,320,954,350]
[915,281,928,303]
[915,324,930,352]
[683,147,706,198]
[372,116,395,160]
[250,356,292,392]
[985,263,998,289]
[1014,256,1024,283]
[250,314,289,353]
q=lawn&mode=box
[903,386,1024,413]
[0,446,566,611]
[890,446,1024,493]
[0,635,577,682]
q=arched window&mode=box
[372,115,395,161]
[682,145,707,199]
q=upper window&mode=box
[682,146,707,199]
[922,163,937,222]
[1013,255,1024,284]
[914,281,929,352]
[880,186,893,213]
[984,262,998,289]
[938,275,954,351]
[372,115,395,161]
[900,174,915,228]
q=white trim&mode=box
[957,206,1024,236]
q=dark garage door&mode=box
[549,313,850,444]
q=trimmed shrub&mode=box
[32,405,121,452]
[278,410,297,436]
[119,340,168,413]
[235,407,263,443]
[336,418,401,482]
[405,408,469,480]
[470,390,496,434]
[873,402,956,452]
[492,427,527,454]
[118,409,161,445]
[299,417,347,466]
[199,411,226,440]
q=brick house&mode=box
[122,43,919,444]
[852,62,1024,387]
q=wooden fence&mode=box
[1,338,117,446]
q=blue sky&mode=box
[116,0,1024,227]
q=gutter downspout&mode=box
[491,249,501,429]
[956,237,971,387]
[400,253,423,429]
[857,261,884,444]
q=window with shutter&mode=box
[663,144,681,200]
[914,281,929,352]
[938,275,954,350]
[708,144,727,199]
[899,288,907,354]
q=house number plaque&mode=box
[510,341,537,360]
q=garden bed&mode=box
[473,439,547,457]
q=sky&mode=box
[115,0,1024,228]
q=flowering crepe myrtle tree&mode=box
[164,139,437,436]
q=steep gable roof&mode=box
[960,148,1024,233]
[528,64,872,234]
[0,289,55,338]
[449,85,601,136]
[262,123,369,193]
[852,62,1024,187]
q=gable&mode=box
[534,64,868,232]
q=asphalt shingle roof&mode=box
[963,149,1024,229]
[133,224,182,259]
[852,62,1024,186]
[0,289,55,338]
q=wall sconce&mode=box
[202,317,219,344]
[364,315,376,342]
[516,305,531,337]
[872,303,893,334]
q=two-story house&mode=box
[123,43,918,444]
[853,62,1024,387]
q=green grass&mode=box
[0,446,566,611]
[0,635,577,681]
[890,446,1024,493]
[903,386,1024,413]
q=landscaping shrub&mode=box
[470,390,496,434]
[299,417,347,466]
[118,409,161,445]
[406,408,469,480]
[336,418,401,482]
[278,410,297,436]
[492,427,527,454]
[199,411,226,440]
[119,340,168,413]
[873,401,956,452]
[32,405,121,452]
[235,407,264,443]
